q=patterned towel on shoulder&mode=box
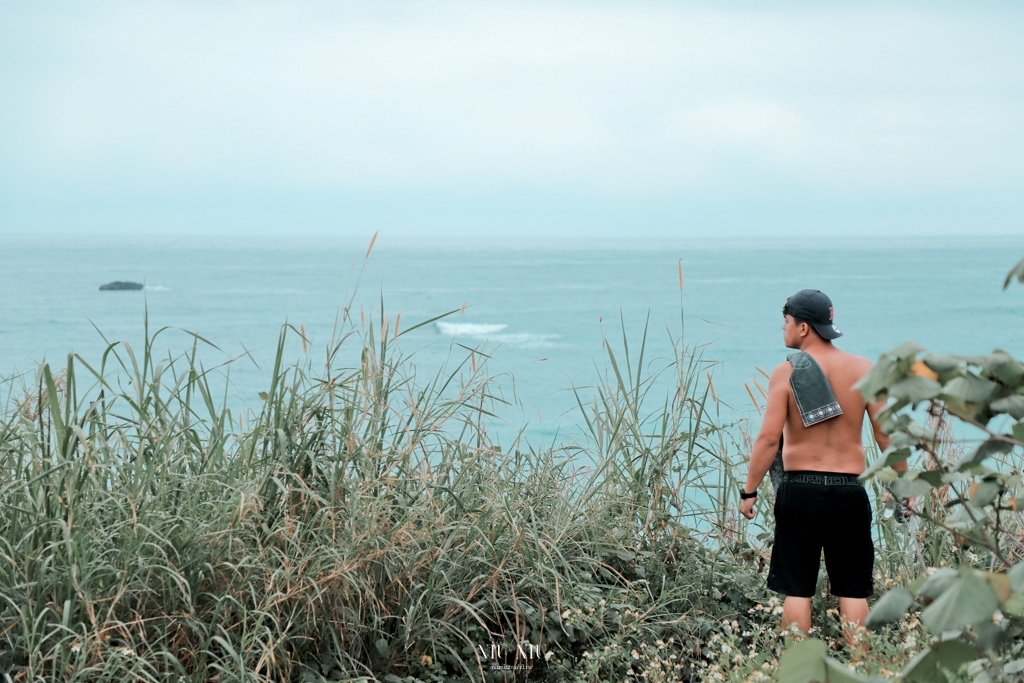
[787,351,843,427]
[769,352,843,493]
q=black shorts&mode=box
[767,471,874,598]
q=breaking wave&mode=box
[435,322,561,349]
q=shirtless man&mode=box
[738,289,905,636]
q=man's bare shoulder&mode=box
[831,349,875,387]
[830,347,873,367]
[770,361,793,383]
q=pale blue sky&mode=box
[1,1,1023,239]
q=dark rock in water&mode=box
[99,281,144,291]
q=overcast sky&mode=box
[1,1,1022,240]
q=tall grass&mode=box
[0,296,769,682]
[5,280,978,682]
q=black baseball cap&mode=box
[783,289,843,340]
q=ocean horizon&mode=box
[3,234,1023,446]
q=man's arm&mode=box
[868,392,913,518]
[741,363,789,515]
[867,398,907,472]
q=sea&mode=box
[2,235,1023,449]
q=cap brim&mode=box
[811,322,843,339]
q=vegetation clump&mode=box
[1,254,1022,682]
[0,306,770,682]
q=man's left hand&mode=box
[740,496,757,519]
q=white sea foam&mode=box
[435,322,508,336]
[146,285,171,291]
[435,322,562,348]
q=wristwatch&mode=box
[739,488,758,500]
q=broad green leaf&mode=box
[908,574,928,596]
[953,350,1024,385]
[888,375,942,404]
[915,568,958,600]
[973,619,1004,652]
[1003,593,1024,617]
[890,477,934,499]
[921,572,999,633]
[943,374,998,405]
[906,421,938,441]
[990,395,1024,419]
[899,468,924,482]
[860,448,911,481]
[1013,420,1024,444]
[941,471,972,484]
[901,641,979,683]
[1005,659,1024,674]
[946,503,987,531]
[877,398,911,425]
[865,587,915,629]
[875,468,899,483]
[823,658,884,683]
[917,470,945,487]
[889,432,918,449]
[1008,562,1024,593]
[854,355,897,401]
[969,480,1001,507]
[981,350,1024,386]
[1005,254,1024,289]
[893,411,914,427]
[888,341,925,360]
[983,572,1011,603]
[922,353,961,374]
[778,638,827,683]
[959,439,1015,470]
[951,354,994,367]
[944,399,980,421]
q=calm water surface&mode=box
[2,236,1022,446]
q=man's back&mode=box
[740,289,896,637]
[774,345,874,474]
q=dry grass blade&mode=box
[744,382,762,416]
[365,230,379,260]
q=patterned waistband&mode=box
[785,472,862,486]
